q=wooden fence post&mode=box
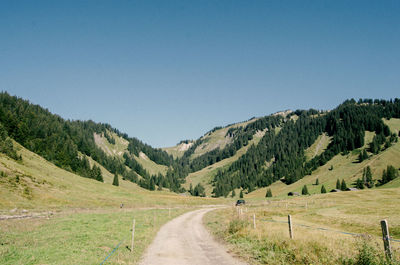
[253,214,256,229]
[131,219,136,252]
[288,215,293,239]
[381,219,392,260]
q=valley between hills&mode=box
[1,93,400,264]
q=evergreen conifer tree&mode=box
[321,185,326,193]
[315,178,319,185]
[189,183,193,195]
[302,185,309,195]
[336,179,341,189]
[92,165,103,182]
[355,178,364,189]
[239,190,244,198]
[112,174,119,186]
[231,189,236,198]
[266,188,272,197]
[341,179,347,191]
[149,178,155,191]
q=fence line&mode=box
[99,239,126,265]
[259,218,400,243]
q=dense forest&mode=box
[212,99,400,197]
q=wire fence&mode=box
[258,218,400,243]
[98,223,149,265]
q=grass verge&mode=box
[0,207,190,265]
[204,189,400,264]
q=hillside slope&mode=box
[248,118,400,199]
[184,128,267,195]
[0,141,213,211]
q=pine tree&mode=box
[239,190,244,198]
[355,178,364,189]
[266,188,272,197]
[358,149,368,162]
[92,165,103,182]
[336,179,341,189]
[231,189,236,198]
[302,185,309,195]
[315,178,319,185]
[321,185,326,193]
[365,166,373,188]
[112,174,119,186]
[149,178,155,191]
[341,179,347,191]
[189,183,193,195]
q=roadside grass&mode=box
[184,129,266,196]
[0,207,190,265]
[205,188,400,264]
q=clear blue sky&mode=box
[1,1,399,147]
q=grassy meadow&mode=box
[0,141,224,264]
[0,207,190,265]
[205,188,400,264]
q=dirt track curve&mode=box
[139,208,247,265]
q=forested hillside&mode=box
[212,99,400,197]
[1,92,399,198]
[0,92,185,192]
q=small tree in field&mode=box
[321,185,326,193]
[336,179,341,189]
[315,178,319,185]
[112,174,119,186]
[266,188,272,198]
[302,185,309,195]
[341,179,347,191]
[239,190,244,198]
[231,189,236,198]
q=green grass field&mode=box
[0,207,190,265]
[0,141,224,264]
[205,188,400,264]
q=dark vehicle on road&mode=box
[235,199,245,206]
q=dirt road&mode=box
[139,208,247,265]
